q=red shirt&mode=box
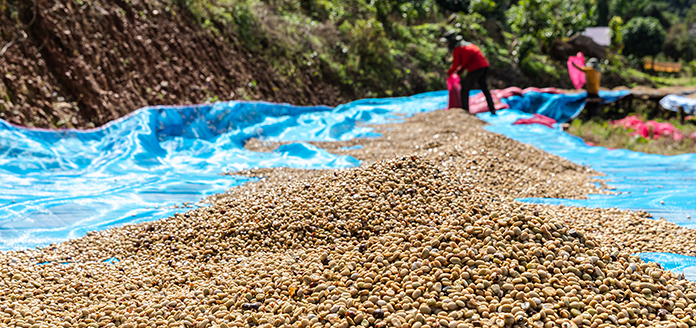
[447,44,490,76]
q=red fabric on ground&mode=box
[513,114,557,128]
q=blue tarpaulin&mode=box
[479,108,696,278]
[637,252,696,280]
[0,94,446,250]
[3,87,695,278]
[501,90,632,123]
[660,94,696,115]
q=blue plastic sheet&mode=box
[0,94,448,250]
[501,90,631,123]
[3,88,693,276]
[479,109,696,277]
[660,94,696,115]
[481,110,696,225]
[500,90,631,123]
[637,253,696,280]
[502,92,586,123]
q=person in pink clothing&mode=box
[445,34,496,115]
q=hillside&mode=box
[0,0,682,129]
[0,0,350,128]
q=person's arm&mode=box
[447,48,461,76]
[572,62,592,72]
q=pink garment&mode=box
[444,85,566,114]
[537,87,561,94]
[567,52,586,90]
[467,87,521,114]
[466,86,562,114]
[513,114,557,128]
[447,74,462,109]
[612,115,685,141]
[469,94,509,114]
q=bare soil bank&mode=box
[0,0,344,128]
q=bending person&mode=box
[572,57,602,117]
[446,35,496,115]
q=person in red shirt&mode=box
[446,36,496,115]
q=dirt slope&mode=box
[0,0,342,128]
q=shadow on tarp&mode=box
[477,109,696,278]
[0,92,450,251]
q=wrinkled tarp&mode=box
[449,84,629,122]
[469,87,563,115]
[478,109,696,275]
[6,87,692,278]
[613,115,687,141]
[0,94,447,250]
[500,89,631,123]
[660,94,696,115]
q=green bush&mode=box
[621,16,666,60]
[519,54,559,79]
[508,0,597,49]
[514,34,539,62]
[664,22,696,62]
[687,4,696,24]
[609,16,623,51]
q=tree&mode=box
[597,0,610,26]
[621,17,666,62]
[642,2,672,29]
[507,0,597,49]
[435,0,470,12]
[687,4,696,24]
[609,16,623,52]
[663,22,696,61]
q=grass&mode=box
[568,116,696,156]
[649,75,696,87]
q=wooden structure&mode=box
[644,59,682,73]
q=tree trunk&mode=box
[652,57,656,72]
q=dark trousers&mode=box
[460,67,495,114]
[586,93,600,117]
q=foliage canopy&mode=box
[621,16,666,59]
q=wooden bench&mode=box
[644,59,682,73]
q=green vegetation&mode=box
[608,0,696,62]
[569,117,696,155]
[664,22,696,62]
[507,0,597,50]
[569,98,696,156]
[170,0,695,103]
[608,16,623,51]
[621,17,666,60]
[175,0,456,101]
